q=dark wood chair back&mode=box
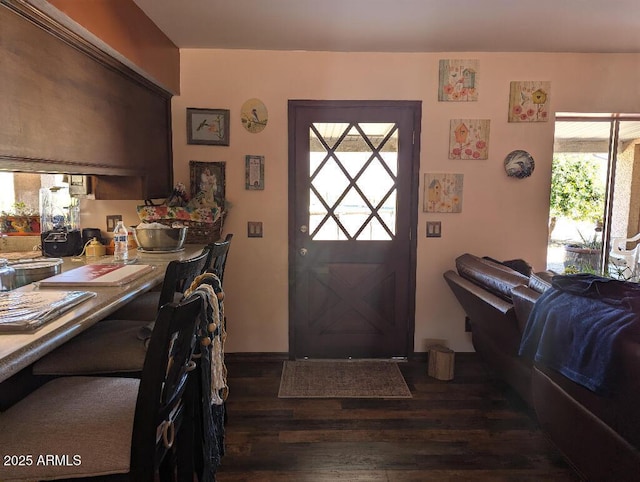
[130,296,202,481]
[157,248,211,311]
[204,233,233,284]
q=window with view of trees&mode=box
[548,116,640,277]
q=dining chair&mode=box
[0,296,202,482]
[104,245,212,322]
[32,249,210,376]
[204,233,233,284]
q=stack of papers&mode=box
[0,290,96,332]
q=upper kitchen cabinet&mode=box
[0,1,173,200]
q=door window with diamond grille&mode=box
[289,101,420,359]
[309,122,398,241]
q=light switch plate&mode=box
[426,221,442,238]
[248,221,263,238]
[106,215,123,231]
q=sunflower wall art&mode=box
[448,119,490,160]
[423,173,464,213]
[438,59,479,102]
[508,81,550,122]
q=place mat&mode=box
[38,263,153,287]
[278,360,412,399]
[0,290,96,332]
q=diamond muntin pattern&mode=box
[309,122,398,241]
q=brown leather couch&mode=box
[444,253,640,482]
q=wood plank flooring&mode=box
[217,354,581,482]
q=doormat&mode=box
[278,360,412,399]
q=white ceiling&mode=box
[132,0,640,53]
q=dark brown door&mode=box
[288,100,421,359]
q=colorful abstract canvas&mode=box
[438,59,479,102]
[448,119,490,160]
[423,173,464,213]
[508,81,550,122]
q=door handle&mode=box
[299,248,308,256]
[300,225,308,233]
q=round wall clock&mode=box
[241,98,268,133]
[504,150,535,178]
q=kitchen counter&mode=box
[0,245,205,382]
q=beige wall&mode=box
[170,50,640,354]
[86,50,640,354]
[32,1,640,354]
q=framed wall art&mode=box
[186,108,230,145]
[423,173,464,213]
[245,155,265,190]
[508,81,550,122]
[189,161,226,208]
[438,59,479,102]
[448,119,490,160]
[240,98,268,133]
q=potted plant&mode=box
[564,228,603,273]
[0,202,41,236]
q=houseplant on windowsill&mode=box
[0,202,41,236]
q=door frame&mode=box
[287,99,422,359]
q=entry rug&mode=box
[278,360,412,399]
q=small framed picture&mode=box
[189,161,226,209]
[245,155,265,190]
[186,108,230,145]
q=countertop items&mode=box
[0,290,95,332]
[38,263,154,287]
[0,246,204,383]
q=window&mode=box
[0,173,67,216]
[548,114,640,276]
[309,122,398,241]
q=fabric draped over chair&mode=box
[184,272,228,481]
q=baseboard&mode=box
[225,352,290,362]
[224,352,477,363]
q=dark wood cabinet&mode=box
[0,1,173,200]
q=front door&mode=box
[289,100,421,359]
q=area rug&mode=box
[278,360,412,398]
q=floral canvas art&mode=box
[508,81,550,122]
[424,173,464,213]
[448,119,490,160]
[438,59,479,102]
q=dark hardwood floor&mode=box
[216,354,581,481]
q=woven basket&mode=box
[137,204,225,244]
[156,212,225,244]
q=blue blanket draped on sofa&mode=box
[519,274,640,395]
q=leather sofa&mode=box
[444,253,640,482]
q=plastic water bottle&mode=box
[113,221,128,262]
